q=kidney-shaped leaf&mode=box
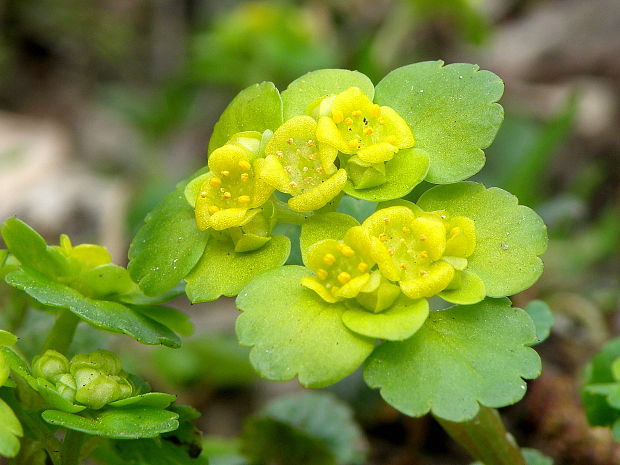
[418,182,547,297]
[41,407,179,439]
[375,61,504,183]
[5,269,180,348]
[128,189,209,297]
[185,235,291,303]
[236,266,375,388]
[364,298,541,422]
[242,392,366,465]
[208,81,283,154]
[282,69,375,120]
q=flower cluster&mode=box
[33,350,133,410]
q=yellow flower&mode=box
[362,206,476,300]
[301,226,378,303]
[186,143,274,231]
[315,87,414,166]
[261,115,347,212]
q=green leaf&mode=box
[471,448,554,465]
[364,298,541,421]
[439,271,486,305]
[0,398,23,458]
[299,213,359,265]
[208,82,283,154]
[79,264,135,298]
[582,338,620,427]
[524,300,554,345]
[185,236,290,303]
[0,331,16,347]
[281,69,375,120]
[42,407,179,439]
[6,269,181,348]
[343,148,429,202]
[35,379,86,413]
[129,188,209,296]
[337,196,377,223]
[236,266,375,388]
[342,297,429,341]
[1,218,67,277]
[241,392,366,465]
[418,182,547,297]
[375,61,504,183]
[130,305,193,337]
[108,392,176,409]
[94,438,210,465]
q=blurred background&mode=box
[0,0,619,463]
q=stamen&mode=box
[337,272,351,284]
[289,181,298,189]
[357,262,368,272]
[317,269,328,280]
[385,135,397,144]
[238,160,251,171]
[419,251,428,259]
[419,234,427,241]
[323,253,336,266]
[388,249,395,256]
[208,205,219,215]
[238,195,251,204]
[315,167,324,173]
[209,177,222,188]
[379,233,388,242]
[332,110,344,124]
[306,140,315,148]
[419,270,428,277]
[221,170,230,177]
[287,138,294,145]
[351,110,362,117]
[276,151,284,158]
[364,127,374,136]
[222,192,232,199]
[400,263,408,270]
[338,244,355,257]
[383,217,390,224]
[348,139,359,149]
[345,117,354,126]
[199,191,207,198]
[305,177,314,184]
[240,173,250,182]
[450,227,461,236]
[402,226,410,233]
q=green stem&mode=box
[434,406,527,465]
[42,310,79,354]
[61,429,84,465]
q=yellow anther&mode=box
[357,262,368,272]
[388,249,395,256]
[370,104,381,117]
[402,226,410,234]
[199,191,208,198]
[450,227,461,236]
[240,173,250,182]
[379,233,388,242]
[223,191,232,199]
[221,170,230,177]
[345,117,354,126]
[419,234,427,241]
[385,135,397,144]
[400,263,408,270]
[419,251,428,259]
[419,270,428,277]
[323,253,336,266]
[289,181,298,189]
[284,166,293,173]
[351,110,362,117]
[339,244,355,257]
[238,195,251,204]
[287,138,294,145]
[348,138,359,148]
[337,272,352,284]
[364,127,374,136]
[306,140,315,147]
[276,151,284,158]
[317,269,328,280]
[383,217,390,224]
[208,205,220,215]
[305,177,313,184]
[238,160,251,171]
[378,117,385,125]
[315,167,324,173]
[307,153,316,160]
[332,110,344,124]
[209,177,222,188]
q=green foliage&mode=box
[236,266,375,387]
[375,61,504,183]
[524,300,554,345]
[241,392,366,465]
[208,82,283,154]
[0,397,23,458]
[364,298,541,421]
[128,188,209,297]
[42,407,179,439]
[185,235,290,302]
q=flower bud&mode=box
[54,373,77,402]
[70,350,122,376]
[32,350,70,381]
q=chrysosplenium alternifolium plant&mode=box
[129,61,548,422]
